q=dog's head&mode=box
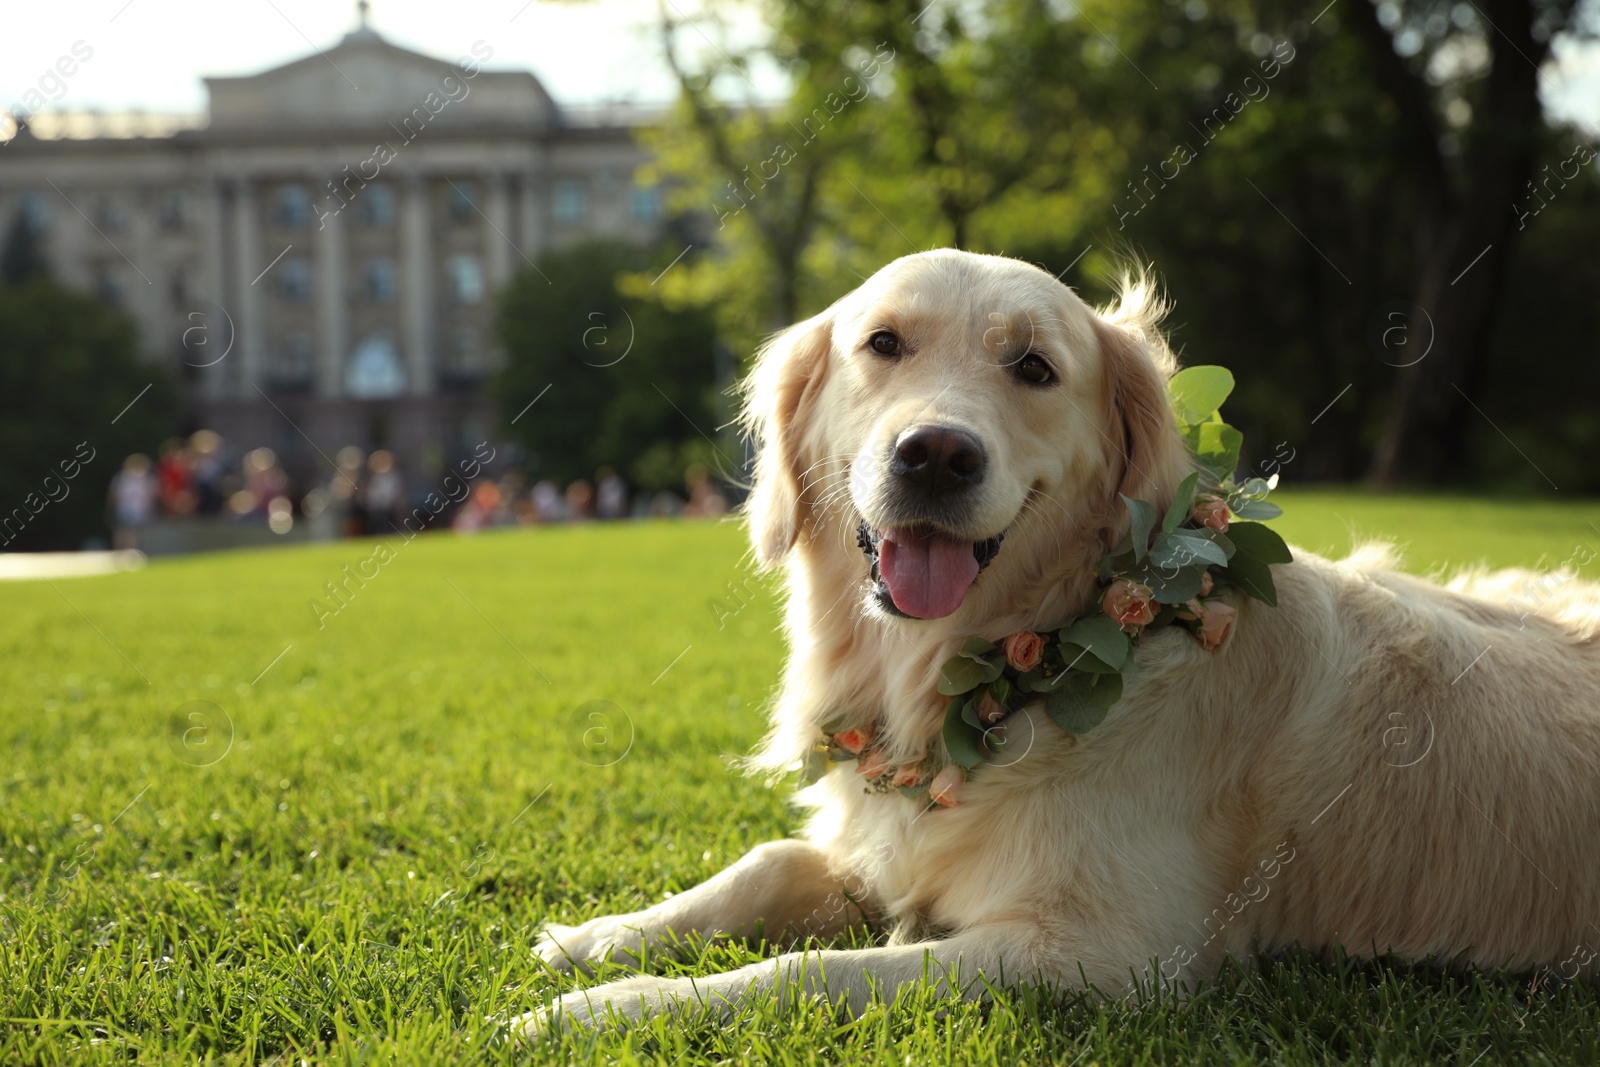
[742,250,1191,623]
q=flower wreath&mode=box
[805,366,1293,808]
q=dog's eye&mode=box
[867,331,903,358]
[1014,352,1054,385]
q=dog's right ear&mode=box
[740,311,834,567]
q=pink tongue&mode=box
[878,528,980,619]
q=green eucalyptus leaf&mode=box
[1193,527,1236,560]
[801,745,832,785]
[937,654,987,695]
[1232,499,1283,521]
[1162,471,1201,533]
[1028,669,1074,694]
[1057,641,1120,674]
[943,697,986,769]
[1121,495,1158,562]
[1045,675,1112,734]
[1233,477,1271,499]
[960,696,982,729]
[1159,529,1229,568]
[957,637,998,662]
[1016,668,1047,692]
[1059,615,1131,669]
[1130,558,1209,604]
[1086,671,1124,709]
[1168,366,1235,426]
[1193,421,1244,482]
[991,676,1015,707]
[1228,521,1293,564]
[1222,552,1278,606]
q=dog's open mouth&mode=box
[856,520,1004,620]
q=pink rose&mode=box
[929,764,965,808]
[1102,579,1156,633]
[1175,598,1201,622]
[1197,600,1236,650]
[1198,571,1214,597]
[856,748,891,779]
[976,690,1007,726]
[832,728,872,754]
[1002,630,1046,672]
[1193,495,1230,533]
[892,764,925,788]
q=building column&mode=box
[229,177,264,400]
[130,184,162,364]
[197,178,230,401]
[312,181,347,399]
[400,174,433,397]
[48,181,91,292]
[518,158,545,258]
[485,170,513,288]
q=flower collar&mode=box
[804,366,1293,808]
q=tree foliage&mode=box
[646,0,1600,490]
[0,274,177,550]
[492,240,727,492]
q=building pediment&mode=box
[204,31,554,132]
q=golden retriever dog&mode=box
[517,249,1600,1035]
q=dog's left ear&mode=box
[740,311,834,567]
[1091,295,1191,510]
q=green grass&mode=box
[2,493,1598,1065]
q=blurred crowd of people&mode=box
[107,429,730,550]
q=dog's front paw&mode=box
[515,975,692,1037]
[534,913,651,973]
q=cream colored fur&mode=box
[517,250,1600,1036]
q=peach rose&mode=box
[929,764,965,808]
[1198,570,1214,597]
[976,689,1007,726]
[1102,578,1156,633]
[856,747,891,779]
[1192,494,1230,533]
[892,764,926,788]
[1197,600,1236,650]
[832,727,873,754]
[1002,630,1046,672]
[1175,598,1202,622]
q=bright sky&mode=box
[1,0,1595,131]
[0,0,696,115]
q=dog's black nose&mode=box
[890,424,986,495]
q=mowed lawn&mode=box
[3,491,1599,1065]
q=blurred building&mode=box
[0,7,664,476]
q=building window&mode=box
[553,180,587,223]
[95,197,129,233]
[158,189,188,231]
[94,264,122,306]
[629,185,662,222]
[16,190,51,234]
[359,182,395,227]
[448,180,478,222]
[273,184,312,229]
[445,254,484,304]
[449,327,481,370]
[364,257,397,303]
[345,334,407,399]
[17,190,50,234]
[279,257,313,303]
[271,333,314,387]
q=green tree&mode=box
[493,240,726,492]
[0,274,178,550]
[646,0,1599,489]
